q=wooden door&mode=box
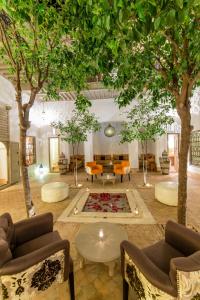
[9,142,20,184]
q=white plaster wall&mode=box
[128,141,139,168]
[191,114,200,131]
[93,122,128,155]
[69,143,84,155]
[0,143,8,181]
[84,133,94,163]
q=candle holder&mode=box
[73,207,79,215]
[134,206,139,216]
[99,229,104,242]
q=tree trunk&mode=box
[177,108,191,225]
[19,127,35,217]
[141,141,146,185]
[177,80,192,225]
[16,87,37,218]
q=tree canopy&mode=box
[52,100,100,153]
[65,0,200,225]
[120,92,174,143]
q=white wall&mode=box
[0,142,8,181]
[93,122,128,155]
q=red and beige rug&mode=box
[58,188,155,224]
[83,192,131,213]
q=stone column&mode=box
[128,140,139,169]
[84,133,93,164]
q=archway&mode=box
[0,142,8,186]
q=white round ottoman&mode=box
[41,182,69,203]
[155,181,178,206]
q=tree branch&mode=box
[0,22,16,67]
[164,33,183,57]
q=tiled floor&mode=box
[0,169,200,300]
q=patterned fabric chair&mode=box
[114,161,131,182]
[0,212,75,300]
[121,220,200,300]
[85,161,103,182]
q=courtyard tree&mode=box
[0,1,95,217]
[120,92,173,186]
[68,0,200,224]
[52,95,100,186]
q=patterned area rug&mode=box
[83,193,131,212]
[58,188,155,224]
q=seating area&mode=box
[0,212,75,300]
[0,2,200,300]
[121,220,200,299]
[1,209,200,300]
[85,159,130,183]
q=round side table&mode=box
[75,222,128,276]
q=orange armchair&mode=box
[114,161,131,182]
[85,161,103,182]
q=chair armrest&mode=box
[14,213,53,246]
[169,251,200,289]
[96,164,103,172]
[121,241,176,296]
[114,164,121,172]
[165,220,200,256]
[0,239,69,276]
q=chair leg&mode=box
[68,272,75,300]
[128,173,130,181]
[121,175,123,183]
[123,278,129,300]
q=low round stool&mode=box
[155,181,178,206]
[41,182,69,203]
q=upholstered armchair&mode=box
[114,161,131,182]
[121,220,200,300]
[85,161,103,182]
[0,212,75,300]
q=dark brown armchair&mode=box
[0,212,75,300]
[121,220,200,300]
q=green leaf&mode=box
[105,15,110,30]
[166,9,176,23]
[175,0,183,9]
[154,17,161,29]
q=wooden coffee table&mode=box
[75,222,128,276]
[101,173,115,185]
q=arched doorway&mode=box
[0,142,8,186]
